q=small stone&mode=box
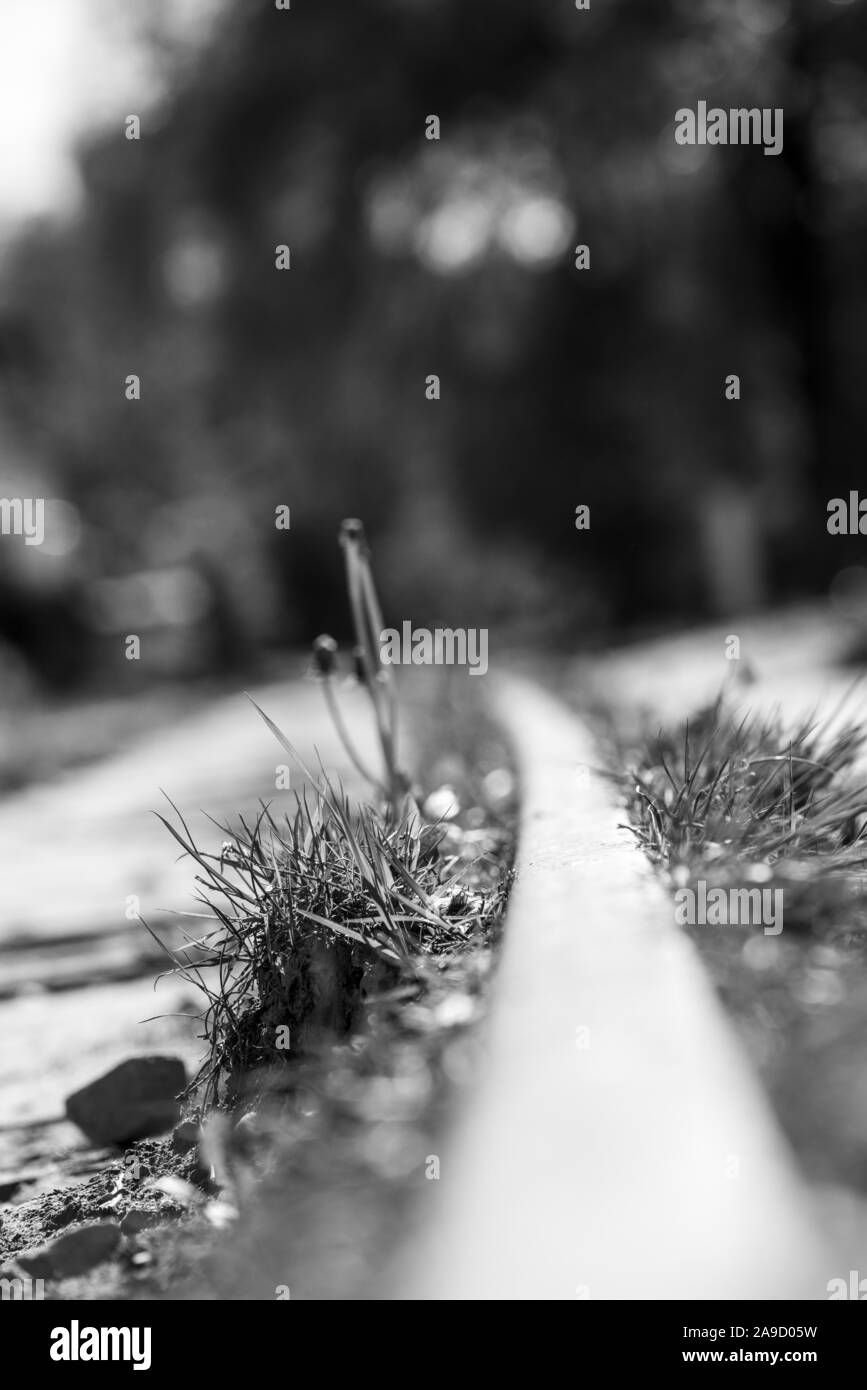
[120,1208,160,1237]
[172,1120,200,1153]
[204,1200,238,1229]
[0,1171,39,1202]
[151,1175,199,1208]
[433,994,477,1028]
[17,1222,121,1278]
[65,1056,186,1146]
[424,786,461,821]
[482,767,515,805]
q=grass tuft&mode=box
[623,693,867,932]
[150,741,506,1108]
[145,520,511,1111]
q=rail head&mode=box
[407,674,833,1300]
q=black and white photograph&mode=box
[1,0,867,1348]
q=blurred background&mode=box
[1,0,867,706]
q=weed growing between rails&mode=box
[153,762,511,1111]
[122,519,516,1297]
[618,694,867,1200]
[307,517,410,813]
[622,693,867,932]
[143,516,514,1109]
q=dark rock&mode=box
[171,1120,200,1153]
[17,1222,121,1278]
[0,1172,36,1202]
[120,1208,162,1237]
[65,1056,186,1146]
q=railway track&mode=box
[408,673,834,1299]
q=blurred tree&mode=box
[1,0,865,684]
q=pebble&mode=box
[65,1056,186,1146]
[17,1222,121,1278]
[171,1120,200,1153]
[120,1208,161,1237]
